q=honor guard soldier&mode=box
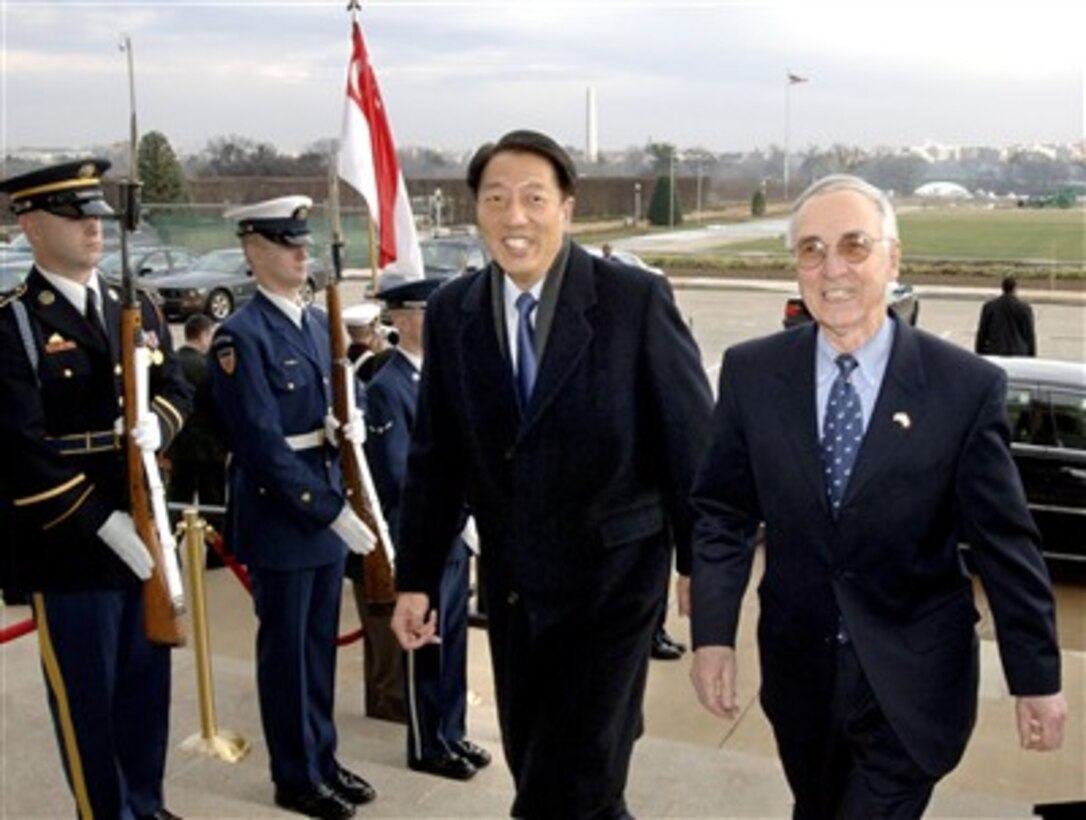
[0,159,192,820]
[207,196,378,820]
[364,273,491,780]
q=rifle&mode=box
[119,33,186,645]
[327,168,397,605]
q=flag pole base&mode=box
[179,730,251,763]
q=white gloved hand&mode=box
[131,415,162,453]
[324,409,366,446]
[460,515,480,555]
[98,511,154,580]
[331,504,377,555]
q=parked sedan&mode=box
[989,356,1086,563]
[782,281,919,328]
[149,248,329,321]
[421,236,490,280]
[98,246,200,286]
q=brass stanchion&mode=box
[178,508,250,762]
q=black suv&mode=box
[989,356,1086,563]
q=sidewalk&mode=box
[3,553,1080,818]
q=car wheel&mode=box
[207,289,233,320]
[300,278,316,306]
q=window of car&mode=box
[1050,391,1086,450]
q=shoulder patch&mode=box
[216,346,236,376]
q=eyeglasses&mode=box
[792,231,892,270]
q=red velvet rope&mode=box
[0,616,35,644]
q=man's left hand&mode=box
[1016,692,1067,751]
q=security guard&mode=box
[207,196,377,820]
[0,159,191,820]
[364,273,491,780]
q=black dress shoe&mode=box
[329,765,377,805]
[450,739,492,769]
[659,627,687,653]
[274,783,355,819]
[650,632,684,660]
[408,752,477,781]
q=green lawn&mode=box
[718,207,1085,265]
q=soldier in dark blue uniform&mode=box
[0,159,192,820]
[207,196,377,820]
[364,273,492,781]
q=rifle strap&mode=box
[12,299,41,388]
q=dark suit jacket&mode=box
[690,319,1061,777]
[167,344,227,466]
[0,268,191,591]
[396,243,713,630]
[208,293,347,570]
[975,292,1036,356]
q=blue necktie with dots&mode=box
[821,354,863,515]
[515,292,538,408]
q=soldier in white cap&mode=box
[207,196,377,820]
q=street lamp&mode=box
[633,182,642,226]
[784,70,808,200]
[668,150,675,228]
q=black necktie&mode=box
[821,355,863,515]
[85,287,107,339]
[515,292,538,408]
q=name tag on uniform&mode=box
[44,333,77,354]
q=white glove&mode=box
[461,516,480,555]
[97,511,154,580]
[324,409,366,446]
[131,415,162,453]
[331,504,377,555]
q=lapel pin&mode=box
[892,411,911,430]
[38,290,56,306]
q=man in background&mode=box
[975,275,1036,356]
[167,313,228,563]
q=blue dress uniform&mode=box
[0,159,192,820]
[364,347,475,771]
[207,197,374,819]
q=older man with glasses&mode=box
[689,174,1066,820]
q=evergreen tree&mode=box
[751,186,766,216]
[647,174,682,226]
[138,131,188,203]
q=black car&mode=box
[989,356,1086,563]
[783,282,920,328]
[421,236,490,280]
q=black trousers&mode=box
[487,594,655,820]
[776,641,937,820]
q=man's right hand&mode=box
[391,592,439,651]
[690,645,740,719]
[97,511,154,580]
[331,504,377,555]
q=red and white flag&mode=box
[338,19,423,279]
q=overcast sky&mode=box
[1,0,1083,158]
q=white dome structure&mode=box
[913,181,973,199]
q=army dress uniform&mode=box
[208,197,374,817]
[0,160,192,820]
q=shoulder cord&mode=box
[11,300,42,388]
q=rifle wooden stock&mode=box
[122,305,185,646]
[326,280,397,604]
